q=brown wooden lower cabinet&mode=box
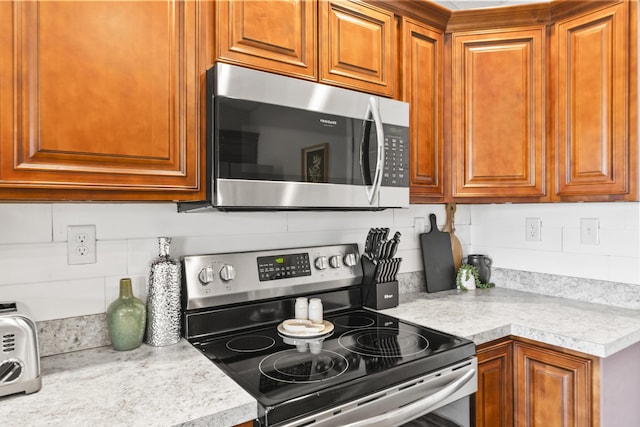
[476,338,513,427]
[476,337,599,427]
[234,421,253,427]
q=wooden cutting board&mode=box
[443,202,463,271]
[420,213,457,293]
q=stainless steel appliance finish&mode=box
[178,63,410,212]
[0,302,41,398]
[182,244,476,427]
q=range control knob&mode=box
[329,255,341,268]
[219,264,236,282]
[315,256,328,270]
[198,267,216,285]
[343,253,358,267]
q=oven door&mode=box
[277,358,477,427]
[402,396,474,427]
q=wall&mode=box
[470,202,640,285]
[0,201,637,324]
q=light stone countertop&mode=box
[5,287,640,426]
[0,340,257,427]
[382,287,640,358]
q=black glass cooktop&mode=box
[192,309,474,425]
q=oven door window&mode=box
[215,97,378,185]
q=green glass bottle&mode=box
[107,278,146,351]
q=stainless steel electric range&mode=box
[182,244,477,427]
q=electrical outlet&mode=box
[525,218,541,242]
[580,218,599,245]
[68,225,96,265]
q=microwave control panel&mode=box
[382,125,409,187]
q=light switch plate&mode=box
[580,218,599,245]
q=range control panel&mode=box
[183,244,362,310]
[257,253,312,281]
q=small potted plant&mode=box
[456,264,495,291]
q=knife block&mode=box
[361,256,398,310]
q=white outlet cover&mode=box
[68,225,97,264]
[525,217,541,242]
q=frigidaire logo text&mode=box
[320,119,338,126]
[384,294,394,299]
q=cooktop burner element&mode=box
[226,335,275,353]
[259,349,349,384]
[332,314,376,328]
[339,327,429,358]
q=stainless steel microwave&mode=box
[178,63,409,212]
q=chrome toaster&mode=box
[0,302,41,397]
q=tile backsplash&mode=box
[470,202,639,285]
[0,202,637,324]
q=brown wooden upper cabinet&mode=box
[403,19,445,202]
[0,1,208,201]
[215,0,318,80]
[1,0,635,203]
[450,26,547,200]
[319,0,394,96]
[552,1,636,201]
[216,0,395,97]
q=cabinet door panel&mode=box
[476,339,513,427]
[403,20,444,201]
[555,2,630,198]
[515,342,594,427]
[217,0,317,79]
[0,1,201,197]
[320,0,394,96]
[452,28,545,198]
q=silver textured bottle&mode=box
[146,237,181,346]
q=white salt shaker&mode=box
[308,298,323,324]
[295,297,308,320]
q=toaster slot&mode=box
[0,302,17,313]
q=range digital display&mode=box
[257,253,311,281]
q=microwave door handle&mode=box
[359,107,373,187]
[340,368,477,427]
[363,97,385,205]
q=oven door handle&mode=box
[359,96,385,206]
[341,368,476,427]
